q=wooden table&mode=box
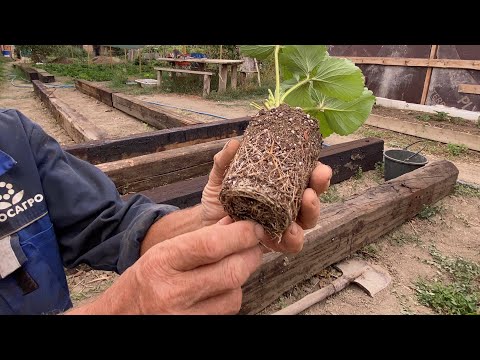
[156,58,244,93]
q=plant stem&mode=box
[274,45,281,107]
[280,77,310,103]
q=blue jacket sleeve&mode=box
[23,112,179,274]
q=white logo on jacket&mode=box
[0,181,43,222]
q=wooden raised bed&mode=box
[366,114,480,152]
[63,117,250,164]
[32,80,108,142]
[121,137,385,207]
[74,78,201,129]
[240,160,459,314]
[75,79,115,107]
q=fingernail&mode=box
[290,223,299,236]
[223,139,232,150]
[326,165,333,180]
[255,223,265,239]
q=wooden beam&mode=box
[97,137,239,194]
[32,80,109,142]
[240,160,459,314]
[122,175,209,208]
[16,64,39,81]
[121,137,384,207]
[458,84,480,95]
[339,56,480,71]
[63,117,250,164]
[75,79,116,107]
[420,45,438,105]
[366,114,480,152]
[37,70,55,83]
[112,93,201,129]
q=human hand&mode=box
[72,218,267,315]
[200,138,333,254]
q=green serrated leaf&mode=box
[310,56,364,101]
[305,88,375,137]
[282,79,316,109]
[280,45,327,77]
[239,45,276,60]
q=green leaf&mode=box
[282,79,316,109]
[305,88,375,137]
[239,45,276,60]
[311,56,364,101]
[280,45,327,77]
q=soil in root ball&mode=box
[220,103,323,238]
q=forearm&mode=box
[140,204,203,255]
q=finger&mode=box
[187,288,243,315]
[162,220,267,271]
[309,162,333,195]
[296,188,321,229]
[180,246,262,305]
[208,138,241,187]
[259,222,305,254]
[217,216,234,225]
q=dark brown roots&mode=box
[219,104,323,238]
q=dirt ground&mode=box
[134,92,257,123]
[1,65,478,314]
[53,87,156,138]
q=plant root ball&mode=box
[219,103,323,238]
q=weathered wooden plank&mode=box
[154,67,213,76]
[37,70,55,83]
[366,114,480,151]
[63,117,250,164]
[458,84,480,95]
[320,138,384,184]
[121,138,384,207]
[32,80,108,142]
[420,45,438,105]
[339,56,480,71]
[97,137,238,193]
[112,93,201,129]
[122,175,209,208]
[240,160,459,314]
[218,64,228,93]
[75,79,116,107]
[17,65,39,81]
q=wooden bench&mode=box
[154,67,214,97]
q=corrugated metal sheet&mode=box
[328,45,480,111]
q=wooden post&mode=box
[157,70,162,88]
[139,48,142,74]
[219,45,223,59]
[420,45,438,105]
[203,74,211,97]
[240,160,459,314]
[124,49,127,62]
[254,59,261,87]
[231,64,238,90]
[218,64,228,93]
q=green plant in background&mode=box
[415,246,479,315]
[416,114,431,122]
[447,143,468,156]
[354,166,364,180]
[432,111,451,122]
[417,204,443,220]
[240,45,375,137]
[454,183,480,198]
[320,186,342,203]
